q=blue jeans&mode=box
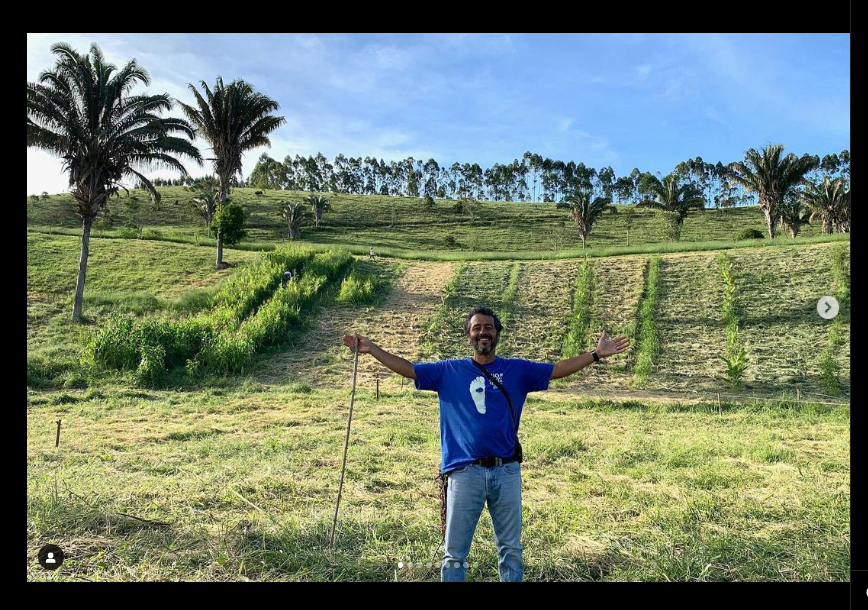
[441,462,523,582]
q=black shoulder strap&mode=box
[470,359,517,432]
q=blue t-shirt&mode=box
[414,357,554,473]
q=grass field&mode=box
[27,187,840,255]
[27,387,849,581]
[26,198,851,581]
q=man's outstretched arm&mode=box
[551,330,630,380]
[342,333,417,379]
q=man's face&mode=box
[468,314,499,355]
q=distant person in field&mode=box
[283,269,293,286]
[370,246,376,260]
[343,305,629,582]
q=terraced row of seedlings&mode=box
[92,246,352,383]
[416,242,850,398]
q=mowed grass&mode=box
[27,231,261,300]
[27,386,849,581]
[27,187,839,254]
[729,244,850,397]
[645,252,728,393]
[502,260,582,361]
[26,227,850,581]
[541,243,851,400]
[423,261,515,359]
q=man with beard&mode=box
[342,305,629,581]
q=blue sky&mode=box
[27,33,850,195]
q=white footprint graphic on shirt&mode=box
[470,376,486,414]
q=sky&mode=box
[27,33,850,195]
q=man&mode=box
[342,305,629,581]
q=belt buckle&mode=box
[494,457,503,467]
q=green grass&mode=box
[122,249,350,380]
[28,232,851,398]
[498,259,581,362]
[27,233,262,389]
[28,223,850,262]
[717,252,747,388]
[28,187,847,256]
[818,246,850,395]
[26,225,851,581]
[562,258,595,358]
[425,261,515,359]
[27,231,261,299]
[335,259,402,307]
[633,257,661,387]
[495,262,522,354]
[27,387,849,581]
[729,244,849,398]
[421,263,464,360]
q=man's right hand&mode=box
[343,333,373,354]
[341,333,416,379]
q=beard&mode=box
[471,334,498,355]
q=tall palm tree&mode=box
[556,190,615,249]
[305,194,331,228]
[637,173,706,241]
[728,144,818,238]
[178,78,285,267]
[27,42,201,321]
[803,177,850,235]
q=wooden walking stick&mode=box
[330,334,361,547]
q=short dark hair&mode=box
[463,306,503,336]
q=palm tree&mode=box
[27,42,201,321]
[190,191,218,233]
[778,193,812,238]
[178,78,285,267]
[185,177,219,232]
[835,186,851,233]
[277,201,311,240]
[728,144,818,238]
[804,177,850,235]
[636,173,706,241]
[556,190,615,249]
[305,194,331,228]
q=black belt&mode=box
[473,456,520,468]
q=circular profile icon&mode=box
[38,544,65,570]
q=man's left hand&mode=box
[596,330,630,358]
